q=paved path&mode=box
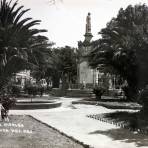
[10,97,148,148]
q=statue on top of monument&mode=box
[86,12,91,34]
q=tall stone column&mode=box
[84,12,93,42]
[86,12,91,33]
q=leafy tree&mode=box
[0,0,50,92]
[49,46,77,88]
[88,4,148,100]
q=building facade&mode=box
[11,70,35,89]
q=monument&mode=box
[77,13,118,90]
[78,13,97,87]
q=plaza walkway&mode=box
[10,97,148,148]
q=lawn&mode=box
[0,115,85,148]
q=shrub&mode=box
[93,86,106,100]
[38,85,45,97]
[1,95,16,110]
[24,84,38,96]
[8,84,21,96]
[138,86,148,116]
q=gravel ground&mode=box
[0,115,85,148]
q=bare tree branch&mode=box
[47,0,63,6]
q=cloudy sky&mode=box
[19,0,148,47]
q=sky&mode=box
[19,0,148,47]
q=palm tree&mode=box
[29,35,54,82]
[88,4,148,100]
[0,0,49,92]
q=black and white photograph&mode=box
[0,0,148,147]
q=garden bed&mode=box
[87,111,148,135]
[12,101,61,110]
[96,101,141,110]
[72,100,141,110]
[11,96,62,109]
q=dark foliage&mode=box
[1,95,16,110]
[24,84,38,96]
[0,0,51,93]
[88,4,148,100]
[93,86,106,100]
[49,46,77,88]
